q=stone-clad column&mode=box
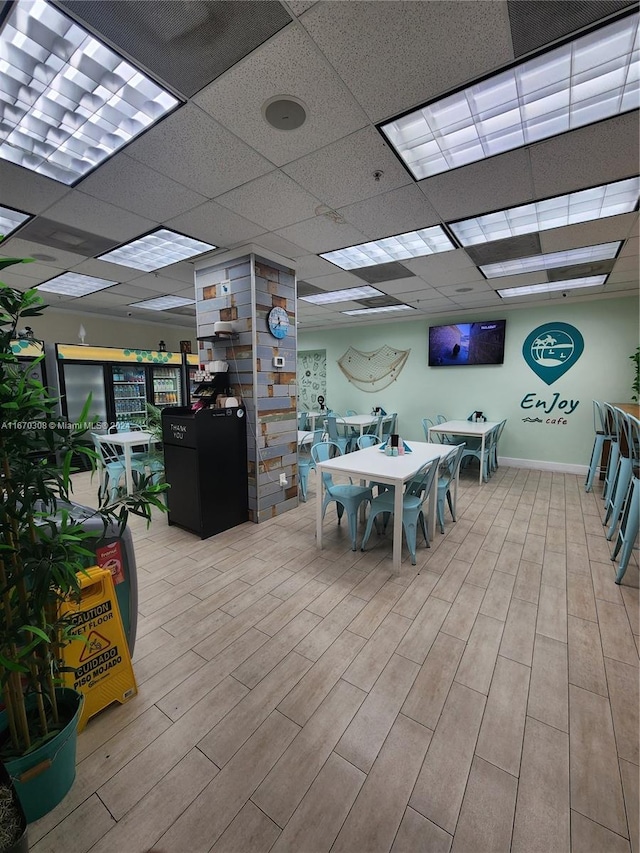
[194,247,297,522]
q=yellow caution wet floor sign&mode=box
[61,567,137,732]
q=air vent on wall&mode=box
[16,218,120,257]
[60,0,293,98]
[507,0,635,57]
[464,233,542,266]
[350,262,416,284]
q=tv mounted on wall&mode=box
[428,320,506,366]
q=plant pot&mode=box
[0,761,28,853]
[0,688,83,824]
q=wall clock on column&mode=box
[267,306,290,339]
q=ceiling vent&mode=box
[59,0,292,97]
[17,218,119,257]
[547,259,617,281]
[355,295,403,308]
[507,0,635,57]
[350,262,416,284]
[464,233,542,266]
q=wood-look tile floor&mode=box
[31,465,639,853]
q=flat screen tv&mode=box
[428,320,506,366]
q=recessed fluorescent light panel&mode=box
[0,0,179,185]
[0,205,31,238]
[342,305,415,316]
[300,286,384,304]
[321,227,454,270]
[498,275,607,297]
[380,13,639,179]
[129,295,195,311]
[37,272,117,296]
[450,177,640,246]
[98,229,217,272]
[481,241,621,277]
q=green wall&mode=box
[298,296,639,470]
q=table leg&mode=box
[316,468,324,550]
[479,436,485,485]
[124,445,134,494]
[392,478,403,574]
[428,465,438,542]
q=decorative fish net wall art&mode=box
[338,345,410,392]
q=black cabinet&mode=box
[162,406,248,539]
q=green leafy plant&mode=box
[0,260,167,761]
[630,346,639,403]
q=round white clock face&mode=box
[267,307,289,339]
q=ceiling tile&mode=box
[619,235,639,257]
[435,280,494,295]
[376,278,440,297]
[79,155,208,221]
[0,237,88,270]
[194,26,368,167]
[288,1,318,15]
[448,293,502,307]
[165,200,265,247]
[402,249,480,279]
[485,272,548,289]
[0,161,70,215]
[419,149,535,220]
[42,191,156,243]
[303,270,371,290]
[125,274,194,295]
[338,185,441,239]
[251,233,309,259]
[530,113,640,199]
[70,259,146,282]
[126,105,273,197]
[539,213,638,253]
[274,218,368,253]
[215,171,322,230]
[295,254,339,279]
[300,0,514,122]
[282,127,412,209]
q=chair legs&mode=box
[604,457,632,540]
[611,476,639,584]
[585,433,606,492]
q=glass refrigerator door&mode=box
[112,365,148,428]
[152,366,182,409]
[63,363,108,426]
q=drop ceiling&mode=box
[0,0,638,333]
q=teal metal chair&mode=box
[460,425,496,482]
[380,413,397,443]
[437,443,465,533]
[92,434,126,502]
[611,465,639,583]
[326,414,352,454]
[357,434,380,449]
[422,418,434,440]
[360,458,439,565]
[603,403,622,504]
[490,419,507,473]
[585,401,613,492]
[311,441,372,550]
[298,429,323,501]
[605,413,639,540]
[298,411,309,431]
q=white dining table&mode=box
[315,441,453,573]
[428,420,500,484]
[298,430,314,447]
[96,431,157,494]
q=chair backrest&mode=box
[357,434,380,449]
[441,442,466,484]
[346,409,357,416]
[615,408,634,459]
[421,418,434,440]
[628,415,640,464]
[405,458,439,504]
[364,414,383,437]
[436,414,448,424]
[605,403,622,441]
[380,413,397,440]
[311,441,343,489]
[92,434,121,465]
[495,419,507,444]
[130,423,143,431]
[593,401,608,434]
[301,428,324,456]
[298,412,309,431]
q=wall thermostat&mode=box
[273,356,285,368]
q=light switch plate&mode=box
[273,356,285,368]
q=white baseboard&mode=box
[498,456,589,476]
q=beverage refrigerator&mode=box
[56,345,199,430]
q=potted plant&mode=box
[0,257,166,823]
[0,761,27,853]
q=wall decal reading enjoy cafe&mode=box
[520,322,584,425]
